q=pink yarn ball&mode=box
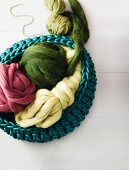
[0,63,36,112]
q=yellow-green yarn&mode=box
[47,14,72,35]
[15,63,81,128]
[15,47,82,129]
[44,0,65,14]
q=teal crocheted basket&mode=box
[0,35,97,143]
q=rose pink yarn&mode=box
[0,63,36,112]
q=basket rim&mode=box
[0,34,97,143]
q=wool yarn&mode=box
[45,0,89,76]
[15,61,81,128]
[44,0,65,14]
[66,13,84,76]
[0,63,36,112]
[20,42,67,89]
[68,0,90,43]
[47,14,72,35]
[0,35,97,142]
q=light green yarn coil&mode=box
[44,0,65,14]
[47,14,72,35]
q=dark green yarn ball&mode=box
[0,35,97,143]
[19,42,67,89]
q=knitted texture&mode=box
[0,35,97,143]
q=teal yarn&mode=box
[0,35,97,143]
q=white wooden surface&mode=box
[0,0,129,170]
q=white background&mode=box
[0,0,129,170]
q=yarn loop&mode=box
[0,63,36,112]
[47,14,72,35]
[44,0,65,14]
[0,35,97,142]
[15,61,81,128]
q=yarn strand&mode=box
[10,4,45,37]
[15,47,82,128]
[68,0,90,43]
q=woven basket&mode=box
[0,35,97,143]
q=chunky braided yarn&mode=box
[44,0,65,14]
[0,35,97,143]
[15,61,81,128]
[0,63,36,112]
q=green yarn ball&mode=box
[44,0,65,14]
[19,42,67,89]
[47,14,72,35]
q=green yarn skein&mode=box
[19,42,67,89]
[68,0,90,43]
[64,11,84,75]
[44,0,65,14]
[47,14,72,35]
[45,0,89,76]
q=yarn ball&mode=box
[0,35,97,143]
[0,63,36,112]
[47,14,72,35]
[20,42,67,89]
[15,61,81,128]
[44,0,65,14]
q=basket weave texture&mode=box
[0,35,97,143]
